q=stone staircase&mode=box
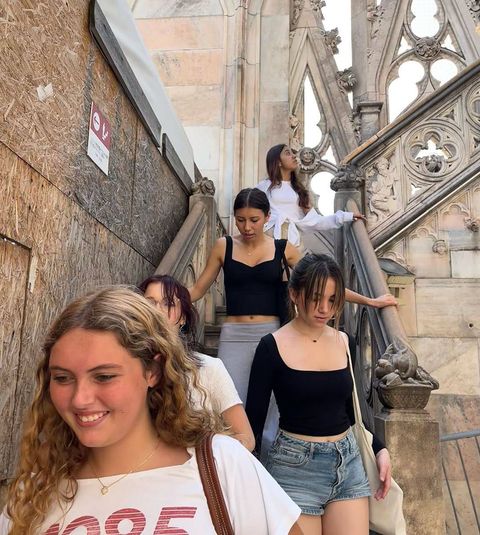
[201,305,226,357]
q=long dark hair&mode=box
[138,274,199,350]
[233,187,270,216]
[288,253,345,329]
[266,143,310,210]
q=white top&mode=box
[193,352,242,414]
[257,178,354,246]
[0,435,300,535]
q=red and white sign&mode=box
[87,102,111,175]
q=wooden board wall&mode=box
[0,0,191,486]
[0,0,188,266]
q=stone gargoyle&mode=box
[192,177,215,196]
[374,336,439,391]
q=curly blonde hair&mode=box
[6,286,224,534]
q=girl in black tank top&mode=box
[188,188,299,457]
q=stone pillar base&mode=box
[375,408,445,535]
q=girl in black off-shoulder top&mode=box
[245,254,393,535]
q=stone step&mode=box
[215,305,227,325]
[203,323,221,352]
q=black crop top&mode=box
[223,236,286,316]
[245,333,385,455]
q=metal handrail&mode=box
[440,429,480,534]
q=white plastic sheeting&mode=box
[97,0,195,181]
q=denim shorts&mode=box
[266,428,371,516]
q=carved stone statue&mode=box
[415,37,441,60]
[330,164,364,191]
[289,113,302,153]
[192,177,215,196]
[310,0,326,12]
[336,68,357,94]
[374,336,439,409]
[366,157,399,222]
[432,239,448,255]
[298,146,320,172]
[465,216,480,232]
[366,1,384,39]
[321,27,341,54]
[424,153,444,173]
[292,0,305,28]
[349,112,362,144]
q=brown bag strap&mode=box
[196,434,234,535]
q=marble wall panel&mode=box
[222,64,236,130]
[152,50,223,86]
[416,279,480,338]
[258,101,290,176]
[410,337,479,396]
[262,0,290,16]
[451,250,480,278]
[185,126,221,172]
[393,283,417,337]
[218,126,235,223]
[243,125,261,187]
[428,393,480,437]
[245,62,260,128]
[164,85,222,126]
[136,17,224,50]
[132,0,223,19]
[260,15,290,102]
[408,234,451,278]
[245,12,261,66]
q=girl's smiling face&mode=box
[49,327,156,449]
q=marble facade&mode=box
[132,0,290,230]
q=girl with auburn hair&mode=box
[138,273,255,451]
[246,254,392,535]
[1,286,302,535]
[257,144,366,249]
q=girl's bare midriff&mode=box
[283,429,350,443]
[225,315,279,323]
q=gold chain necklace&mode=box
[89,440,160,495]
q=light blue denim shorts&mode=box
[266,428,371,516]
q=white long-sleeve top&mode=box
[256,179,354,246]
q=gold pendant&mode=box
[101,486,109,495]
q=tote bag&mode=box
[346,344,407,535]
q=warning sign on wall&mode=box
[87,102,111,175]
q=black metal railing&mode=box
[440,429,480,534]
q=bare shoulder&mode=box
[331,328,349,348]
[272,322,294,342]
[284,241,300,264]
[212,236,227,257]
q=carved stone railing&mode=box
[155,177,226,344]
[337,195,444,533]
[341,59,480,251]
[344,198,439,409]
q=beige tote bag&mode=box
[346,344,407,535]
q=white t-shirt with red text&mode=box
[0,435,300,535]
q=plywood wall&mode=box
[0,0,191,488]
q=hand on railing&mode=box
[352,212,367,222]
[370,294,398,308]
